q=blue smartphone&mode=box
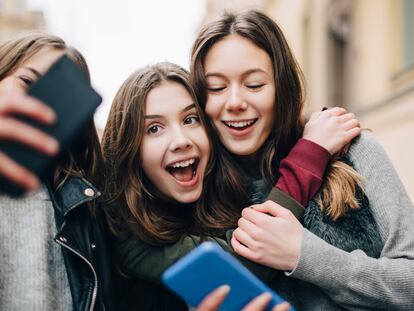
[162,242,293,311]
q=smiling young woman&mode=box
[190,10,414,310]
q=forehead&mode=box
[20,47,65,75]
[204,34,273,75]
[145,81,194,115]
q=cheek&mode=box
[140,139,162,177]
[205,96,221,120]
[194,128,211,157]
[0,76,18,92]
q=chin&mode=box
[226,144,257,156]
[174,191,201,205]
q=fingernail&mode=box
[216,285,230,296]
[259,292,272,301]
[46,109,57,122]
[45,138,59,154]
[27,175,40,190]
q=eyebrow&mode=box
[144,103,196,119]
[23,67,42,79]
[205,68,268,79]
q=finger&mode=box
[324,107,347,116]
[233,226,256,248]
[241,292,272,311]
[196,285,230,311]
[241,207,271,225]
[273,302,291,311]
[0,93,56,124]
[0,151,39,191]
[251,201,290,218]
[338,112,356,123]
[345,126,361,141]
[231,234,256,260]
[0,118,59,155]
[342,118,360,131]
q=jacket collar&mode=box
[48,176,101,217]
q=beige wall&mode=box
[202,0,414,201]
[0,0,45,43]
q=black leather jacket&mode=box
[47,176,118,311]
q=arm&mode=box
[269,107,360,219]
[115,233,276,284]
[288,131,414,310]
[269,138,331,217]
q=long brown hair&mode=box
[191,10,362,220]
[0,32,103,189]
[102,62,249,245]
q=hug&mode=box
[1,9,413,311]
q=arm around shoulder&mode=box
[288,131,414,310]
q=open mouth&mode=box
[166,158,199,183]
[222,118,258,131]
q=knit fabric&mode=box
[0,185,73,311]
[290,132,414,310]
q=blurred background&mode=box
[1,0,413,201]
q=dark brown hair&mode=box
[0,32,103,189]
[102,62,249,245]
[191,10,363,220]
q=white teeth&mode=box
[224,120,255,128]
[169,158,195,168]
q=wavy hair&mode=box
[102,62,249,245]
[190,10,363,220]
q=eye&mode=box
[147,124,162,135]
[184,115,200,125]
[246,83,264,90]
[207,86,226,92]
[19,76,34,88]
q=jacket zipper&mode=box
[56,239,98,311]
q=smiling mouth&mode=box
[222,118,258,130]
[166,158,199,183]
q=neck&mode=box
[233,153,262,179]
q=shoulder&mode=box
[346,130,402,193]
[348,130,386,162]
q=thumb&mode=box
[251,200,291,218]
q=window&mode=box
[402,0,414,69]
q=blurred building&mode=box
[0,0,45,42]
[202,0,414,201]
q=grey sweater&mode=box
[0,186,72,310]
[288,131,414,310]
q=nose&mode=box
[225,85,247,112]
[169,126,193,152]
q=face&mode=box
[140,81,210,204]
[0,47,65,92]
[204,34,276,156]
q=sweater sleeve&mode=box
[267,139,331,221]
[276,138,331,206]
[287,131,414,310]
[115,233,275,285]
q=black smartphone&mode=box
[0,55,102,196]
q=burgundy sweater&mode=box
[275,138,331,206]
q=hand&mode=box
[303,107,361,155]
[232,200,304,271]
[0,90,59,191]
[196,285,291,311]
